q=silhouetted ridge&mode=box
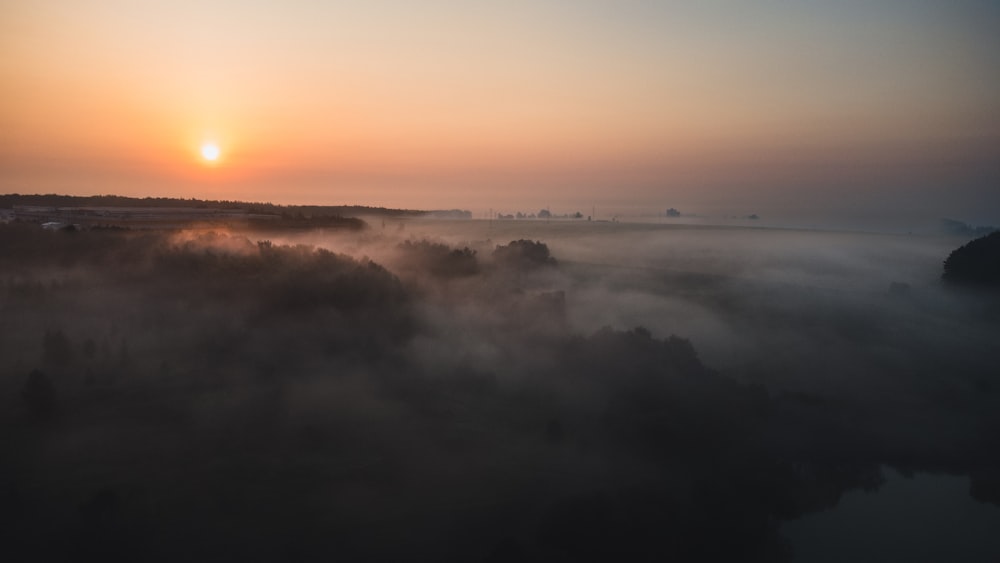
[0,193,469,221]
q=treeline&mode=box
[943,231,1000,287]
[942,218,998,237]
[0,193,471,220]
[1,193,269,211]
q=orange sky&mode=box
[1,1,998,225]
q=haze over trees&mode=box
[941,218,998,237]
[492,239,557,270]
[1,214,998,561]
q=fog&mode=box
[2,218,998,561]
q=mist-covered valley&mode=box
[2,218,998,562]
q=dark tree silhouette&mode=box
[397,240,478,278]
[492,240,557,270]
[943,231,1000,287]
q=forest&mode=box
[0,193,471,225]
[1,220,998,562]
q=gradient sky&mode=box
[2,1,998,227]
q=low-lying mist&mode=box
[1,219,998,561]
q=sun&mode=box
[200,143,221,162]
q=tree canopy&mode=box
[943,231,1000,287]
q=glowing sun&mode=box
[200,143,221,162]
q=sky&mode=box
[1,0,998,227]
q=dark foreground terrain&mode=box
[1,221,998,562]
